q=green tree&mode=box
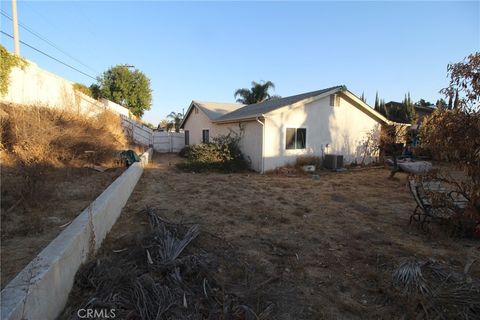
[360,91,367,103]
[144,122,155,130]
[95,65,152,117]
[403,92,416,123]
[89,84,101,99]
[374,92,388,117]
[435,98,447,109]
[234,80,279,104]
[167,111,184,133]
[453,89,460,109]
[387,93,416,123]
[416,99,432,107]
[158,119,170,131]
[73,83,93,97]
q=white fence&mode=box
[121,116,153,146]
[153,132,185,153]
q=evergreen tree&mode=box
[453,89,460,109]
[379,99,387,117]
[435,99,447,109]
[404,92,416,122]
[374,91,379,111]
[360,91,367,103]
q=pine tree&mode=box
[374,91,379,111]
[377,99,387,117]
[405,92,416,122]
[448,94,453,109]
[360,92,366,103]
[453,89,460,109]
[398,92,416,123]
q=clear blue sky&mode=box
[1,1,478,125]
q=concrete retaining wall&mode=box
[0,149,153,320]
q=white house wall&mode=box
[183,107,216,145]
[263,94,380,172]
[182,107,263,171]
[215,121,263,172]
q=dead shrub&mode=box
[418,53,480,236]
[0,103,126,167]
[0,102,127,207]
[294,155,322,168]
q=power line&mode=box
[0,9,99,74]
[0,30,96,81]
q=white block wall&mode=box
[153,132,185,153]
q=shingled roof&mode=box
[193,101,245,120]
[214,85,346,122]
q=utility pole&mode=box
[12,0,20,55]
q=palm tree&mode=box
[234,80,279,104]
[167,111,184,133]
[158,119,170,131]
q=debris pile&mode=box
[392,257,480,319]
[61,207,274,319]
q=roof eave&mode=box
[213,115,264,124]
[179,101,196,129]
[214,86,345,123]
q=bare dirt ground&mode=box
[63,154,479,319]
[1,164,125,288]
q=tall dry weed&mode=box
[0,102,127,202]
[0,103,126,167]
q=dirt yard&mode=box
[0,165,125,288]
[63,154,479,319]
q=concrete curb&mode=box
[0,149,153,320]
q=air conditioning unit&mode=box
[323,154,344,170]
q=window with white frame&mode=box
[286,128,306,150]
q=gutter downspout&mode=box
[256,116,265,173]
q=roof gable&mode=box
[180,100,244,128]
[215,85,346,122]
[182,86,406,128]
[194,101,244,120]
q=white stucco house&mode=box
[180,85,397,173]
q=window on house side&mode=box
[286,128,306,150]
[202,129,209,144]
[185,130,189,145]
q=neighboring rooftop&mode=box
[215,85,345,122]
[386,101,436,112]
[193,101,245,120]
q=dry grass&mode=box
[0,102,129,288]
[0,102,126,168]
[74,154,479,319]
[0,102,127,202]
